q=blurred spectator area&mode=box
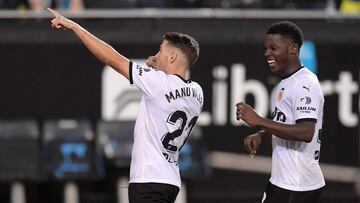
[0,0,84,10]
[340,0,360,13]
[84,0,342,9]
[0,0,28,9]
[0,0,345,10]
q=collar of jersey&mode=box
[174,74,192,84]
[281,66,304,80]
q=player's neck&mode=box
[287,59,302,73]
[167,66,188,79]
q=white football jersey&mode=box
[269,67,325,191]
[128,61,204,188]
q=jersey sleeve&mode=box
[292,79,322,123]
[129,61,166,99]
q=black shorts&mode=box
[128,182,180,203]
[262,182,323,203]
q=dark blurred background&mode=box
[0,1,359,203]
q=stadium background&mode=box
[0,1,359,203]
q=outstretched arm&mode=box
[236,102,315,142]
[48,8,130,79]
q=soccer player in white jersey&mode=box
[236,21,325,203]
[48,8,203,203]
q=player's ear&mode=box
[289,43,298,56]
[169,51,177,63]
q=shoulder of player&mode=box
[292,68,319,83]
[289,79,322,98]
[186,80,204,93]
[193,82,204,93]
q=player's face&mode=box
[264,34,295,76]
[151,40,172,72]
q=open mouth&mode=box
[267,59,275,65]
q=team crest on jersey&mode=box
[277,88,285,101]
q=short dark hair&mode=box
[163,32,200,67]
[267,21,304,49]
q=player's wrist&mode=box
[70,22,80,31]
[258,130,270,139]
[251,116,263,128]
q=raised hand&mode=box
[47,8,77,30]
[236,101,261,127]
[146,56,157,68]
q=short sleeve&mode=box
[130,61,166,99]
[292,80,322,123]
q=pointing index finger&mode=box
[47,7,59,17]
